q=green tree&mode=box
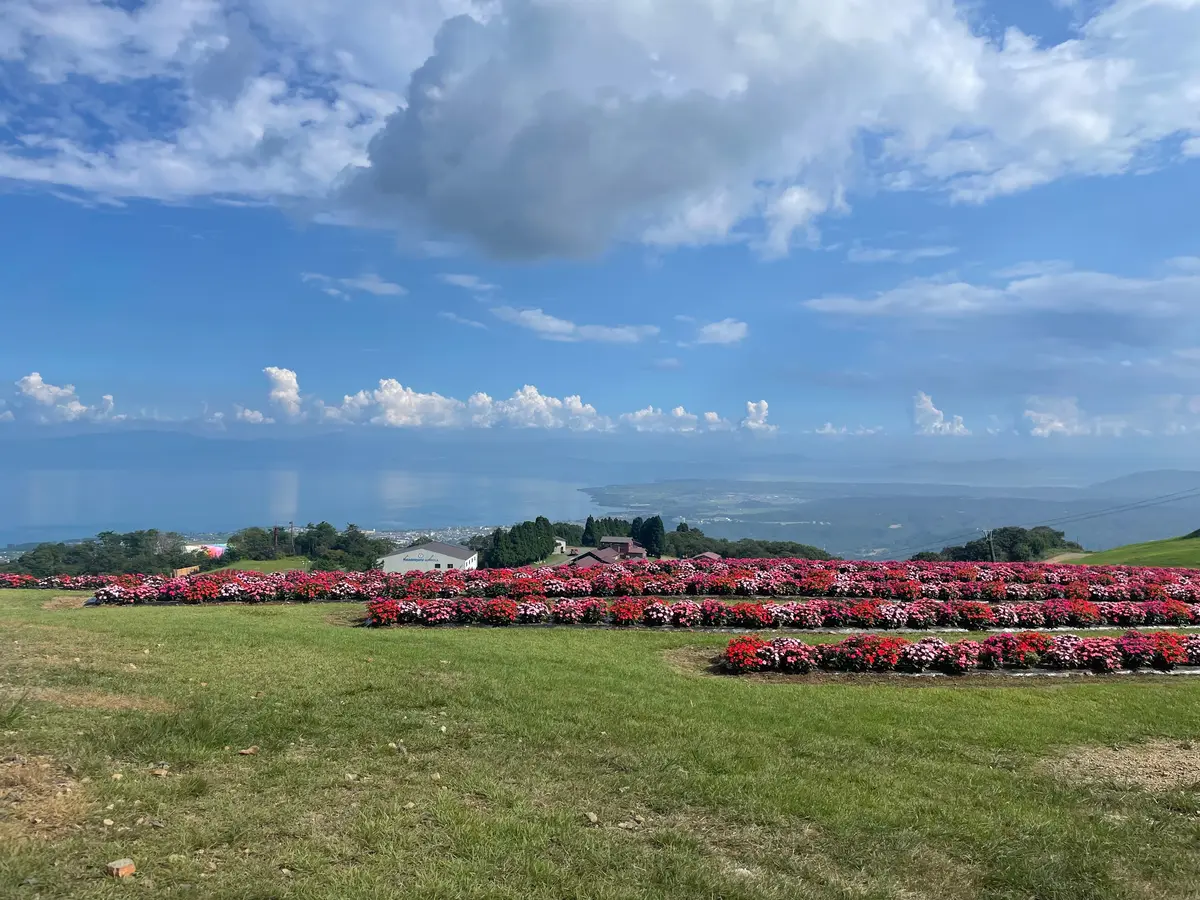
[552,522,585,544]
[581,516,599,547]
[630,517,645,546]
[641,516,666,557]
[227,527,278,560]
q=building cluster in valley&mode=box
[378,536,720,573]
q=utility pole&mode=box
[987,528,996,563]
[289,521,296,556]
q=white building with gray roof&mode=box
[378,541,479,573]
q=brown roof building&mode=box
[569,548,622,569]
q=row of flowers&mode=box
[44,558,1200,606]
[361,596,1200,629]
[724,631,1200,675]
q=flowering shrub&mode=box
[481,598,518,626]
[672,600,702,627]
[934,640,982,674]
[820,634,910,672]
[724,636,772,674]
[642,602,674,627]
[609,598,648,627]
[978,632,1054,669]
[770,638,821,673]
[730,602,773,629]
[898,637,948,672]
[724,630,1200,675]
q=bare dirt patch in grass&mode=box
[1,685,173,713]
[660,647,723,676]
[1042,740,1200,791]
[40,595,87,611]
[323,608,365,628]
[0,754,87,842]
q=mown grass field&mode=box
[215,556,311,573]
[1073,535,1200,568]
[3,588,1200,899]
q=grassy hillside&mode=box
[1074,535,1200,568]
[217,556,311,573]
[3,588,1200,897]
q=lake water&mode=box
[0,469,608,544]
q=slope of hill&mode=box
[1073,534,1200,568]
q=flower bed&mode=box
[4,557,1197,609]
[723,631,1200,675]
[358,595,1200,629]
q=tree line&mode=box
[1,530,220,577]
[1,523,397,577]
[226,523,394,571]
[910,526,1082,563]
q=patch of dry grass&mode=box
[0,754,87,842]
[1041,740,1200,792]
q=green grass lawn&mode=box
[3,588,1200,899]
[215,556,311,573]
[1072,536,1200,568]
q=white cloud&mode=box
[438,311,487,329]
[235,406,273,425]
[695,318,749,345]
[469,386,611,431]
[814,422,883,436]
[491,306,659,344]
[651,357,682,370]
[371,379,465,428]
[13,372,118,423]
[805,266,1200,320]
[741,400,776,433]
[620,405,729,433]
[913,391,969,435]
[317,390,373,423]
[0,409,13,423]
[5,1,1200,257]
[438,274,497,292]
[1023,396,1130,438]
[263,366,302,419]
[338,273,406,296]
[846,245,957,264]
[303,272,405,298]
[239,366,759,433]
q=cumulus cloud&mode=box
[240,365,765,433]
[4,1,1200,258]
[491,306,659,343]
[469,386,611,431]
[913,391,969,435]
[620,405,730,433]
[694,318,749,345]
[13,372,119,423]
[263,366,303,418]
[235,406,273,425]
[371,379,465,427]
[741,400,776,433]
[1023,396,1129,438]
[302,272,405,298]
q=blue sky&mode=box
[2,0,1200,446]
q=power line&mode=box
[889,485,1200,559]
